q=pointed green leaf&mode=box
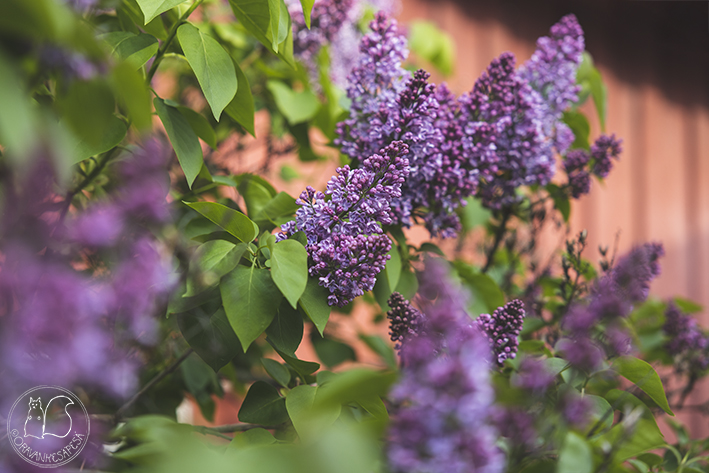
[111,62,152,130]
[238,381,288,425]
[177,308,240,373]
[224,59,255,136]
[221,266,282,351]
[272,345,319,380]
[286,385,340,442]
[610,356,674,416]
[558,432,593,473]
[177,106,216,149]
[229,0,295,66]
[177,23,237,121]
[154,97,203,187]
[299,0,314,28]
[71,115,127,164]
[385,243,401,295]
[453,260,505,313]
[266,299,304,355]
[252,192,299,231]
[185,201,258,243]
[101,31,158,69]
[266,80,320,124]
[271,239,308,308]
[135,0,186,24]
[299,276,331,336]
[261,358,291,387]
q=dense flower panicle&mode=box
[388,259,503,473]
[475,299,526,366]
[286,0,354,66]
[278,142,409,306]
[514,357,555,395]
[563,149,592,198]
[460,52,554,210]
[519,14,584,154]
[590,134,623,178]
[494,408,536,448]
[663,303,709,377]
[387,292,424,351]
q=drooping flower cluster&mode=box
[387,291,424,352]
[388,259,503,473]
[518,14,585,154]
[563,134,623,198]
[0,139,176,398]
[663,303,709,378]
[560,243,664,371]
[278,141,409,306]
[475,299,526,365]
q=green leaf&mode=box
[224,59,255,136]
[195,240,247,282]
[58,79,115,149]
[408,21,455,76]
[135,0,185,24]
[272,345,320,380]
[229,0,294,66]
[358,334,397,370]
[154,97,203,187]
[221,266,283,351]
[311,334,356,368]
[418,242,445,256]
[270,239,308,308]
[558,432,593,473]
[111,62,152,130]
[185,201,259,243]
[458,196,491,232]
[253,192,299,231]
[229,428,277,449]
[70,115,127,164]
[586,394,614,432]
[315,369,397,408]
[299,0,314,28]
[453,260,505,314]
[673,297,703,314]
[261,358,291,387]
[299,276,331,336]
[266,80,320,125]
[286,385,340,442]
[177,23,238,121]
[180,353,220,421]
[238,381,289,425]
[597,417,664,462]
[610,356,674,416]
[177,106,217,149]
[266,300,304,356]
[101,31,159,69]
[563,110,591,151]
[177,307,241,372]
[589,68,607,132]
[385,243,401,295]
[395,267,419,300]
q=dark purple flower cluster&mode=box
[286,0,354,70]
[475,299,526,366]
[663,303,709,378]
[38,45,100,83]
[0,139,175,398]
[514,357,555,396]
[388,259,503,473]
[387,291,424,352]
[561,243,664,371]
[563,149,591,198]
[493,408,537,449]
[519,14,584,154]
[590,134,623,179]
[278,141,409,306]
[459,52,554,210]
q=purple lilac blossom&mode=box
[610,242,664,303]
[514,357,555,396]
[590,134,623,178]
[663,303,709,377]
[493,408,537,448]
[277,141,409,306]
[518,14,584,154]
[475,299,526,366]
[38,45,100,83]
[387,291,424,352]
[388,259,503,473]
[563,149,591,198]
[561,393,592,428]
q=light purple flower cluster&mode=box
[38,45,100,83]
[387,291,424,352]
[563,134,623,198]
[475,299,526,366]
[663,303,709,378]
[0,139,175,398]
[519,14,584,154]
[388,259,503,473]
[560,243,664,371]
[278,141,409,306]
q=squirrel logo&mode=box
[23,395,74,440]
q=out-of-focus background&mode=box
[397,0,709,435]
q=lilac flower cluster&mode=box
[475,299,526,366]
[519,14,585,154]
[388,259,503,473]
[0,139,175,399]
[563,134,623,198]
[663,303,709,378]
[38,45,100,84]
[387,291,424,352]
[560,243,664,371]
[278,141,409,306]
[513,357,555,396]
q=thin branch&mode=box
[482,207,511,273]
[115,348,194,420]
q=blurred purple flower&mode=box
[387,291,424,352]
[590,134,623,178]
[514,357,555,395]
[663,303,709,377]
